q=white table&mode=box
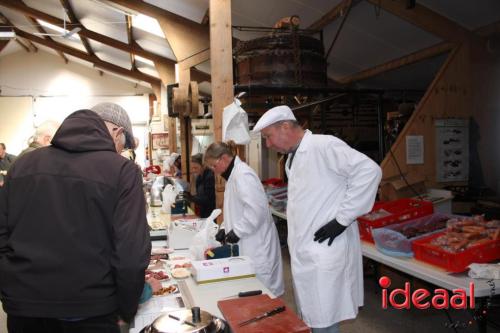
[131,218,273,331]
[362,241,499,297]
[270,208,499,332]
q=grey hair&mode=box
[32,120,60,144]
[204,141,237,162]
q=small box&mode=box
[191,256,255,284]
[413,188,453,214]
[379,174,427,201]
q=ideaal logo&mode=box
[379,276,475,310]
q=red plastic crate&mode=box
[357,198,433,242]
[412,231,500,273]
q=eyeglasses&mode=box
[207,158,221,170]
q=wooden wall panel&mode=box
[381,44,473,188]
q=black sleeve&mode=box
[0,175,9,257]
[111,162,151,322]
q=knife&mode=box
[238,305,286,327]
[221,290,262,300]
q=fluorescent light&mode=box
[0,31,16,39]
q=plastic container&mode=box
[371,213,462,257]
[358,198,434,242]
[412,231,500,272]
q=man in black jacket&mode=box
[0,103,151,333]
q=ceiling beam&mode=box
[25,15,68,63]
[365,0,482,45]
[190,67,210,83]
[105,0,210,61]
[0,0,175,67]
[308,0,361,31]
[476,20,500,37]
[178,48,210,70]
[338,42,455,84]
[125,14,136,70]
[0,39,8,53]
[15,38,29,52]
[14,28,160,86]
[60,0,94,56]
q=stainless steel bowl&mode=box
[140,307,227,333]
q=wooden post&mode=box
[210,0,233,221]
[177,67,192,183]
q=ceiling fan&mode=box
[34,9,81,39]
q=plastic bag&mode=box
[161,184,178,214]
[189,209,222,260]
[222,94,251,144]
[372,213,461,257]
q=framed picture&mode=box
[152,133,169,149]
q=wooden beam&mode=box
[190,68,211,83]
[476,20,500,37]
[125,15,136,70]
[60,0,95,56]
[15,38,29,52]
[178,48,210,70]
[0,0,175,67]
[106,0,210,61]
[209,0,233,142]
[0,39,10,53]
[25,15,68,63]
[308,0,360,31]
[338,42,455,84]
[26,39,37,52]
[210,0,233,223]
[14,28,161,85]
[365,0,482,45]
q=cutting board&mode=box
[217,294,310,333]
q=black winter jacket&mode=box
[0,110,151,322]
[191,168,216,218]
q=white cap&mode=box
[252,105,296,133]
[167,152,180,167]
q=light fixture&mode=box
[0,31,16,40]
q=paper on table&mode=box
[130,295,184,333]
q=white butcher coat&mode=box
[223,156,284,296]
[286,130,381,327]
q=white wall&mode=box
[0,49,153,167]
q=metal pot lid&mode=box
[150,308,214,333]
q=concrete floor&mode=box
[1,248,499,333]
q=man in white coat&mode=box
[204,141,284,297]
[253,105,382,333]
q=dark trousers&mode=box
[7,313,120,333]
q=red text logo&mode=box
[379,276,475,310]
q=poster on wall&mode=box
[435,118,469,182]
[152,133,169,149]
[406,135,424,164]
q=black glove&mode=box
[313,219,346,246]
[215,229,226,243]
[183,191,192,201]
[225,230,240,244]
